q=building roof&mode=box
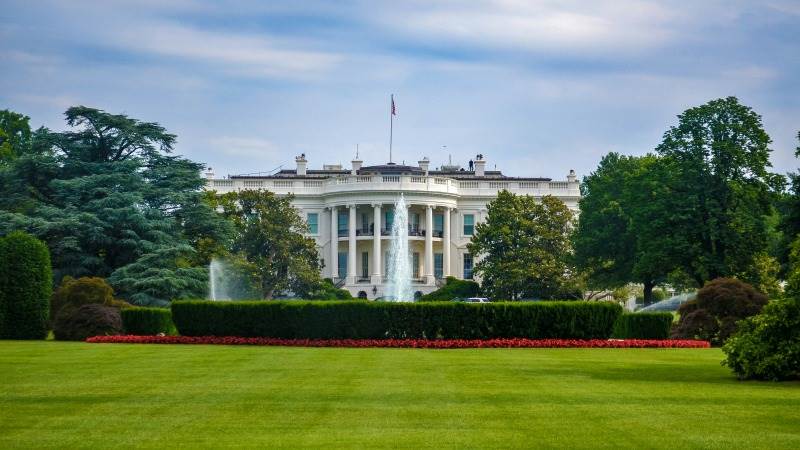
[229,161,552,181]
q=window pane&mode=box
[412,252,420,278]
[434,214,444,232]
[338,252,347,279]
[463,253,473,279]
[338,212,348,236]
[434,253,443,278]
[385,210,394,231]
[361,252,369,278]
[463,214,475,236]
[307,213,318,234]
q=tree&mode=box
[0,107,230,304]
[0,110,32,163]
[0,231,52,339]
[215,189,322,299]
[775,131,800,274]
[468,191,575,300]
[655,97,779,286]
[573,153,676,303]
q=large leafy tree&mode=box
[215,189,322,299]
[655,97,779,286]
[776,131,800,273]
[468,192,576,300]
[0,106,230,305]
[0,110,32,163]
[573,153,676,302]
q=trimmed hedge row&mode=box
[612,312,673,339]
[171,300,623,340]
[0,231,52,339]
[121,307,175,335]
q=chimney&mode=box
[567,169,577,183]
[474,154,486,177]
[418,157,430,175]
[351,158,362,175]
[296,154,307,176]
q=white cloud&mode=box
[381,0,680,55]
[209,136,280,158]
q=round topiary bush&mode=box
[672,278,768,345]
[723,297,800,380]
[50,276,116,321]
[0,231,53,339]
[52,303,123,341]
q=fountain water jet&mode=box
[387,194,414,302]
[208,258,231,301]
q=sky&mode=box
[1,0,799,180]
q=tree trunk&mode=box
[643,280,655,305]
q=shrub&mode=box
[304,279,354,300]
[0,231,53,339]
[723,297,800,380]
[612,312,673,339]
[121,307,176,335]
[171,300,623,340]
[419,277,479,301]
[52,303,123,341]
[50,276,116,322]
[671,278,767,346]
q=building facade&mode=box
[206,155,580,299]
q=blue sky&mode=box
[1,0,799,179]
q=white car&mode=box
[465,297,491,303]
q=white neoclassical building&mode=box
[206,155,580,299]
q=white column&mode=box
[443,207,451,277]
[348,204,357,284]
[330,206,338,280]
[424,204,434,284]
[372,203,382,284]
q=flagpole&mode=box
[389,94,394,163]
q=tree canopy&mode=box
[214,189,323,299]
[0,106,230,305]
[468,191,576,300]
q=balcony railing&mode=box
[209,174,580,198]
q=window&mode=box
[412,252,420,278]
[337,252,347,279]
[361,213,369,232]
[463,214,475,236]
[385,210,394,231]
[410,213,420,232]
[361,252,369,278]
[434,214,444,233]
[434,253,443,279]
[307,213,318,234]
[338,212,348,236]
[463,253,473,279]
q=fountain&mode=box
[208,258,231,301]
[386,194,414,302]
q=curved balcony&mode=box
[208,175,580,199]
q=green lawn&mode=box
[1,342,798,449]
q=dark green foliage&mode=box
[420,277,479,301]
[612,312,673,339]
[50,276,115,322]
[53,303,122,341]
[121,307,176,335]
[723,297,800,380]
[0,231,52,339]
[469,192,576,300]
[0,107,231,304]
[672,278,767,345]
[655,97,779,286]
[304,279,354,300]
[171,300,622,339]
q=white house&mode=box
[205,154,580,299]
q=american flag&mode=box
[391,95,396,116]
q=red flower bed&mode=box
[85,335,710,348]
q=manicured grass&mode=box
[1,342,798,448]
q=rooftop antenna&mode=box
[356,144,359,159]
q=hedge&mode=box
[171,300,623,340]
[612,312,673,340]
[0,231,53,339]
[121,307,176,335]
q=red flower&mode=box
[85,335,710,348]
